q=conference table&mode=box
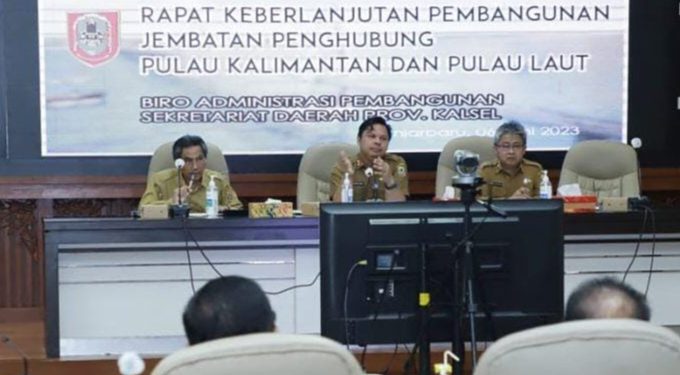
[43,206,680,358]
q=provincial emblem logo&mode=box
[67,12,120,67]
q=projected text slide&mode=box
[39,0,629,155]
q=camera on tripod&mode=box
[451,150,483,190]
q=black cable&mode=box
[183,224,224,277]
[402,337,420,375]
[183,221,321,296]
[402,344,418,375]
[622,206,649,283]
[644,206,657,296]
[380,311,403,375]
[181,216,197,293]
[0,334,28,375]
[265,272,321,296]
[344,260,366,351]
[360,256,398,370]
[360,345,368,369]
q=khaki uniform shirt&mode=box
[139,169,243,212]
[478,159,543,199]
[329,153,409,201]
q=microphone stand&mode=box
[170,165,190,218]
[364,167,381,202]
[369,175,381,202]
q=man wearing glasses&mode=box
[139,134,243,212]
[478,121,543,199]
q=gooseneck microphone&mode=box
[174,158,185,205]
[365,167,380,201]
[170,158,189,218]
[630,137,642,196]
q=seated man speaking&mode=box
[478,121,543,199]
[330,116,409,202]
[139,135,243,212]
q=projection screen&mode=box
[38,0,629,156]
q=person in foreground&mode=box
[565,277,651,321]
[330,116,409,202]
[182,275,276,345]
[139,135,243,212]
[478,121,543,199]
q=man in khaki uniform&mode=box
[139,135,243,212]
[478,121,543,199]
[330,116,409,202]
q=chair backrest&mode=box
[147,141,229,182]
[474,319,680,375]
[558,140,639,198]
[151,333,365,375]
[435,136,496,197]
[297,142,358,208]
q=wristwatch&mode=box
[384,180,398,190]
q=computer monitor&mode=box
[320,199,564,345]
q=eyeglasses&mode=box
[496,143,525,151]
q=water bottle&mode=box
[205,175,219,218]
[341,173,353,203]
[539,170,552,199]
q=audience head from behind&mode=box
[565,277,650,321]
[182,275,276,345]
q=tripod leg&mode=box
[418,237,431,375]
[452,252,464,375]
[465,241,478,368]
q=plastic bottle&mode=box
[205,175,219,218]
[539,170,552,199]
[341,173,353,203]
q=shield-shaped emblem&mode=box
[67,12,119,67]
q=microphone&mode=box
[174,158,186,205]
[365,166,380,201]
[630,137,642,149]
[187,172,197,192]
[170,158,190,218]
[629,137,643,197]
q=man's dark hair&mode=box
[182,276,276,345]
[357,116,392,140]
[565,277,650,321]
[172,134,208,160]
